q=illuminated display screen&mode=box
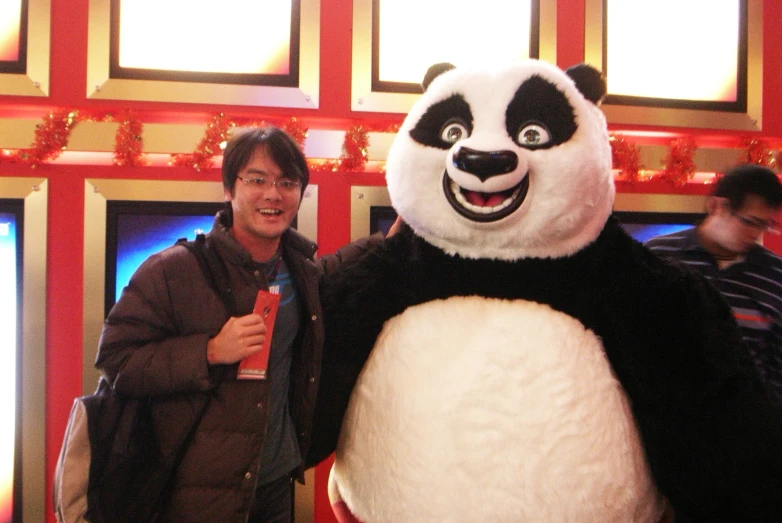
[614,211,703,243]
[0,0,25,71]
[0,203,21,522]
[110,0,299,85]
[373,0,536,92]
[604,0,745,110]
[105,201,224,315]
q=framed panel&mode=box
[351,185,391,241]
[0,177,47,523]
[351,0,557,113]
[103,200,227,317]
[87,0,320,107]
[110,0,299,86]
[0,0,50,96]
[585,0,762,130]
[0,0,27,73]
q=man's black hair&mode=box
[221,126,309,196]
[714,164,782,210]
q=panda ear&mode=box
[422,63,456,92]
[564,63,606,105]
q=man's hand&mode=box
[207,313,267,365]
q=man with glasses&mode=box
[645,164,782,402]
[95,127,383,522]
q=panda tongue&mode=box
[465,190,505,208]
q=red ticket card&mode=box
[237,289,281,380]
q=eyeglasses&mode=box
[236,175,301,193]
[732,211,779,234]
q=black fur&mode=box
[565,63,606,105]
[422,62,456,91]
[505,75,577,149]
[409,94,474,149]
[310,218,782,521]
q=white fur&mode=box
[332,297,664,522]
[385,60,614,261]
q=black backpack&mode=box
[54,234,232,523]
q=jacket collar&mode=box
[211,208,318,264]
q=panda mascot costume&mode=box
[308,60,782,522]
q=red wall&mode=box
[3,1,782,522]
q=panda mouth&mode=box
[442,173,529,222]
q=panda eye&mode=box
[440,121,469,144]
[517,122,551,147]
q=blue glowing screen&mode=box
[620,223,694,243]
[114,213,217,304]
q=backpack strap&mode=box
[176,234,235,316]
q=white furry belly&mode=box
[332,296,664,522]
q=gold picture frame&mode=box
[350,0,557,113]
[86,0,320,107]
[585,0,762,131]
[0,176,47,523]
[0,0,50,96]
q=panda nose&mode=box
[452,146,518,182]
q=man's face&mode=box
[712,194,779,254]
[225,146,302,252]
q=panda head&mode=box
[385,60,614,261]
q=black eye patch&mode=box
[409,94,474,150]
[506,75,577,149]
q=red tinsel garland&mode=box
[743,137,777,168]
[282,117,308,150]
[113,111,147,167]
[1,110,80,167]
[339,124,369,171]
[609,134,642,182]
[308,123,372,173]
[235,117,310,151]
[660,136,697,187]
[170,114,234,172]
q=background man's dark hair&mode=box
[221,127,309,195]
[713,164,782,210]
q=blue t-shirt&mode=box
[256,257,302,484]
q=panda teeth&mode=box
[450,181,521,214]
[451,181,469,205]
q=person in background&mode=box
[645,164,782,401]
[95,126,381,523]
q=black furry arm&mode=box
[306,228,418,467]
